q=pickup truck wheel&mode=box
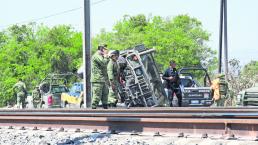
[61,101,66,108]
[80,102,84,108]
[42,104,47,109]
[65,102,69,108]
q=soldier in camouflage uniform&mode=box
[13,78,27,109]
[32,86,41,108]
[211,74,228,106]
[107,50,120,107]
[91,45,109,109]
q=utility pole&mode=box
[218,0,229,80]
[223,0,229,80]
[83,0,91,108]
[218,0,224,74]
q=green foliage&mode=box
[242,61,258,77]
[0,24,82,106]
[228,59,258,99]
[0,14,217,107]
[92,14,217,71]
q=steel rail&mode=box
[1,112,258,119]
[1,107,258,112]
[0,108,258,139]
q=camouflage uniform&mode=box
[107,59,119,106]
[91,51,109,109]
[32,87,41,108]
[218,75,228,106]
[211,74,228,107]
[13,81,27,108]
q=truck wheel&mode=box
[41,102,46,108]
[62,101,69,108]
[80,102,84,108]
[61,101,65,108]
[65,102,69,108]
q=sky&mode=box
[0,0,258,66]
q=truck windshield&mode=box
[51,86,67,93]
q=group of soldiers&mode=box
[91,44,121,109]
[91,45,185,109]
[12,79,42,109]
[12,44,228,109]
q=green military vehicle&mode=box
[118,44,168,107]
[236,83,258,106]
[39,73,72,108]
[28,73,72,108]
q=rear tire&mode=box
[80,102,84,108]
[65,102,69,108]
[61,101,66,108]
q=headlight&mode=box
[184,89,191,93]
[135,68,143,76]
[204,93,210,99]
[199,89,210,93]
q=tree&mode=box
[0,24,82,106]
[227,59,258,98]
[92,14,217,71]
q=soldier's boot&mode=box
[16,102,21,109]
[178,100,182,107]
[169,96,173,107]
[102,104,108,109]
[109,103,116,108]
[91,104,97,109]
[169,102,173,107]
[92,106,97,109]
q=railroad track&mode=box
[0,107,258,139]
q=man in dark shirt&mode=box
[162,60,182,107]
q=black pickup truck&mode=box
[178,67,213,107]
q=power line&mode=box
[0,0,109,29]
[0,7,82,29]
[92,0,108,5]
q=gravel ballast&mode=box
[0,128,258,145]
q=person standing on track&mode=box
[13,78,27,109]
[91,45,109,109]
[107,50,120,107]
[162,60,182,107]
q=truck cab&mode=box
[179,67,213,107]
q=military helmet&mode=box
[98,43,109,50]
[108,50,119,57]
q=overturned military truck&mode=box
[78,44,168,107]
[117,44,168,107]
